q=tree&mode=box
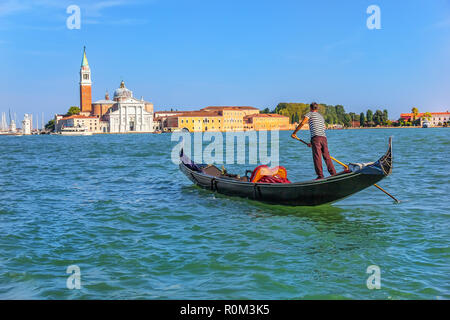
[382,109,388,125]
[67,106,80,116]
[349,112,356,124]
[343,114,352,127]
[373,110,384,126]
[366,109,373,125]
[411,107,419,121]
[261,107,270,114]
[325,105,338,124]
[273,102,353,126]
[423,112,432,122]
[360,112,365,127]
[335,105,346,124]
[45,119,55,131]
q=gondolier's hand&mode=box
[307,143,312,148]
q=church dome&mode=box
[113,81,133,101]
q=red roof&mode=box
[166,111,221,118]
[61,114,98,120]
[244,113,288,118]
[202,106,259,111]
[401,111,450,118]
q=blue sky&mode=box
[0,0,449,124]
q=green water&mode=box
[0,128,448,299]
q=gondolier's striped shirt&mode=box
[305,111,326,138]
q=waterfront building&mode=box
[400,112,450,127]
[162,106,289,132]
[57,114,100,132]
[91,91,115,118]
[101,81,154,133]
[201,106,259,131]
[154,111,185,118]
[166,111,223,132]
[22,114,32,135]
[244,113,290,131]
[201,106,259,117]
[154,111,189,132]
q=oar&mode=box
[293,136,400,203]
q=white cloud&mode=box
[431,18,450,29]
[0,0,31,17]
[0,0,147,18]
[84,0,130,18]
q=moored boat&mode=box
[58,126,93,136]
[179,138,393,206]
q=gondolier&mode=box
[291,102,337,180]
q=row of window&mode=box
[181,119,221,124]
[180,118,247,124]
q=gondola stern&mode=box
[376,137,393,176]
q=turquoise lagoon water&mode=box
[0,128,448,299]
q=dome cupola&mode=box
[113,80,133,101]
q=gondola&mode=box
[179,138,393,206]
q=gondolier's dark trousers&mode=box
[311,136,337,179]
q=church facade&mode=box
[58,47,154,134]
[100,82,154,133]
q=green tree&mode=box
[348,112,357,126]
[411,107,419,121]
[45,119,55,131]
[67,106,80,116]
[366,109,373,126]
[359,112,365,127]
[261,107,270,114]
[423,112,432,121]
[275,102,311,123]
[274,102,352,126]
[382,109,389,125]
[366,109,373,122]
[373,110,384,126]
[335,105,346,124]
[342,114,352,127]
[324,105,338,124]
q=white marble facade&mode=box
[104,81,154,133]
[108,104,153,133]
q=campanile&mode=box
[79,46,92,114]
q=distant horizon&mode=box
[1,0,449,124]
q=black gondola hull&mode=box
[179,138,393,206]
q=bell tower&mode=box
[79,46,92,114]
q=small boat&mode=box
[58,126,93,136]
[179,138,393,206]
